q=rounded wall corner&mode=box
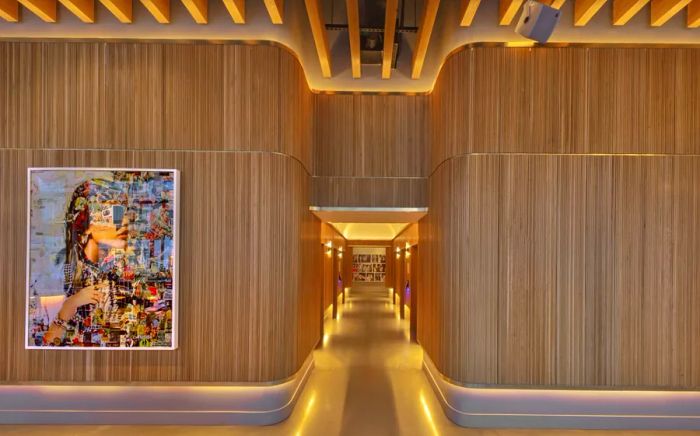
[422,354,700,430]
[0,354,315,425]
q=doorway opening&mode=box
[311,207,425,343]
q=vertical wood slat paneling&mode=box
[421,155,700,388]
[429,47,700,173]
[0,42,315,174]
[0,41,319,384]
[321,223,346,311]
[315,94,427,178]
[424,46,700,389]
[312,176,427,208]
[0,150,318,383]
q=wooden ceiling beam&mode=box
[17,0,55,21]
[181,0,205,23]
[412,0,440,79]
[0,0,19,21]
[541,0,566,8]
[382,0,398,79]
[140,0,168,22]
[650,0,692,25]
[460,0,481,26]
[263,0,282,23]
[612,0,650,24]
[100,0,132,22]
[222,0,244,23]
[304,0,331,78]
[499,0,524,25]
[59,0,93,22]
[689,0,700,27]
[574,0,607,25]
[346,0,361,78]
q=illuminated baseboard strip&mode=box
[0,354,314,425]
[423,355,700,430]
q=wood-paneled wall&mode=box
[312,176,427,208]
[321,223,346,311]
[0,41,320,384]
[0,41,314,172]
[422,46,700,389]
[430,47,700,171]
[312,94,429,208]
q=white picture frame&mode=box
[25,167,180,351]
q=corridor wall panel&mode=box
[0,42,315,172]
[0,41,320,384]
[429,47,700,171]
[313,94,428,208]
[312,176,427,208]
[422,46,700,390]
[421,155,700,389]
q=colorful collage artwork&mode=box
[26,169,179,349]
[353,254,386,283]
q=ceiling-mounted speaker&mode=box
[515,1,560,44]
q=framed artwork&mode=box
[25,168,179,350]
[352,253,386,283]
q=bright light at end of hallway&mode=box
[420,391,440,436]
[294,391,317,436]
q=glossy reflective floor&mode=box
[4,284,697,435]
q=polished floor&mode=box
[4,285,697,435]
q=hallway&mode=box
[4,285,697,435]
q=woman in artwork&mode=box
[41,175,174,347]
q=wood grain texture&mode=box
[460,0,482,26]
[0,150,320,383]
[430,47,700,172]
[58,0,94,22]
[420,155,700,388]
[321,223,346,311]
[650,0,692,26]
[382,0,399,79]
[99,0,132,23]
[17,0,55,21]
[140,0,169,23]
[311,176,427,208]
[0,41,320,384]
[411,0,440,79]
[346,0,361,78]
[425,46,700,389]
[0,42,315,174]
[574,0,607,26]
[313,93,427,208]
[304,0,331,77]
[613,0,651,24]
[315,94,428,178]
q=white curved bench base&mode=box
[0,354,314,426]
[423,355,700,430]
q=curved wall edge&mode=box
[422,354,700,430]
[0,353,314,425]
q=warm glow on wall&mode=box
[505,40,535,47]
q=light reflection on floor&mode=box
[3,284,698,435]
